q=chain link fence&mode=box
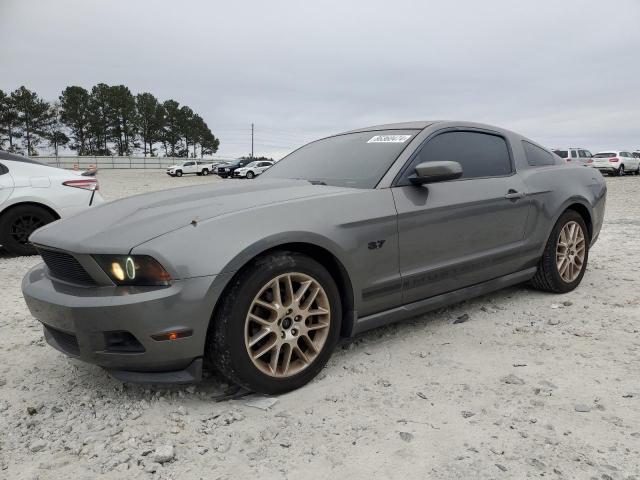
[35,156,236,170]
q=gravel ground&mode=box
[1,170,639,479]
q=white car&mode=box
[233,160,275,179]
[0,151,103,255]
[166,160,215,177]
[591,150,640,176]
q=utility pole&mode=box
[251,123,254,158]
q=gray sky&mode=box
[1,0,639,158]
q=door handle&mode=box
[505,190,526,200]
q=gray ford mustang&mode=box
[22,121,606,393]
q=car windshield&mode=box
[260,130,418,188]
[594,152,616,158]
[552,150,568,158]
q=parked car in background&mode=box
[233,160,275,179]
[552,148,594,166]
[0,151,102,255]
[213,162,231,174]
[22,120,606,394]
[216,158,254,178]
[592,151,640,176]
[166,160,215,177]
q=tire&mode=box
[246,171,255,179]
[175,170,183,177]
[207,251,342,394]
[202,169,209,176]
[634,166,639,176]
[530,210,589,293]
[618,165,625,176]
[0,205,56,256]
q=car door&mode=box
[184,161,196,174]
[0,163,15,207]
[391,129,530,304]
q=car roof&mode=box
[340,121,437,134]
[0,150,47,165]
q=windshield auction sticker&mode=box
[367,135,412,143]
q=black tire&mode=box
[219,174,227,179]
[0,205,56,256]
[176,170,183,177]
[246,171,255,179]
[618,165,625,176]
[206,251,342,394]
[202,169,209,176]
[530,210,589,293]
[634,166,639,176]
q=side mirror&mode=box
[410,161,463,185]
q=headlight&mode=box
[94,255,172,286]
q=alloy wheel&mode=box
[555,220,586,283]
[244,272,331,377]
[9,214,45,245]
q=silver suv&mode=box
[552,148,593,166]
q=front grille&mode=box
[39,249,96,285]
[44,325,80,356]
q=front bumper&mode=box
[22,263,227,381]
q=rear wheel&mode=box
[207,251,341,394]
[618,165,625,176]
[634,165,639,176]
[0,205,56,255]
[531,210,589,293]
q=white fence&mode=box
[36,156,236,170]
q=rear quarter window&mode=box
[0,163,8,175]
[523,141,556,166]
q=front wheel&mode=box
[246,171,255,179]
[531,210,589,293]
[634,165,640,176]
[207,251,342,394]
[202,169,209,176]
[175,170,183,177]
[0,205,56,255]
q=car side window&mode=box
[585,150,592,157]
[404,131,512,181]
[523,141,556,166]
[0,163,8,175]
[570,150,578,158]
[578,150,586,158]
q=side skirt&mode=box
[351,267,537,336]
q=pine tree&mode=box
[59,86,91,155]
[135,92,164,157]
[0,89,22,151]
[11,86,52,155]
[162,100,183,157]
[45,103,69,157]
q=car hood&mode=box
[30,179,350,254]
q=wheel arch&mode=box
[0,201,61,222]
[210,238,356,339]
[565,202,593,241]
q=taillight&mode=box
[608,157,619,163]
[63,179,99,190]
